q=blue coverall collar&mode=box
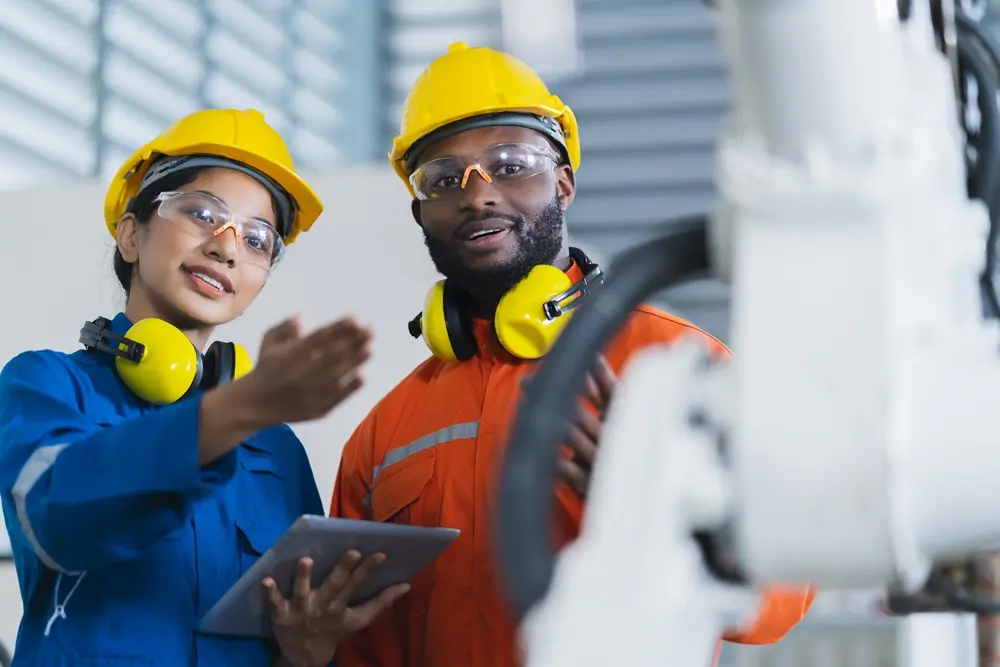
[110,312,133,337]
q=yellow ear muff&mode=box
[495,265,576,360]
[421,280,459,363]
[232,343,254,380]
[114,318,199,405]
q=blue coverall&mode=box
[0,312,324,667]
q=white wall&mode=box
[0,166,442,653]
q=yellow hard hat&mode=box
[104,108,323,245]
[389,42,581,197]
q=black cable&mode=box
[953,14,1000,317]
[496,215,712,620]
[888,569,1000,615]
[957,14,1000,213]
[927,569,1000,614]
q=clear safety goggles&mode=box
[409,142,560,201]
[154,190,285,269]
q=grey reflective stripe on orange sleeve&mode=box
[363,421,479,510]
[12,443,77,573]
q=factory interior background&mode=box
[4,1,995,666]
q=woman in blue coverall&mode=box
[0,108,407,667]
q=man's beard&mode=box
[423,197,565,305]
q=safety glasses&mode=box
[154,190,285,269]
[409,142,560,201]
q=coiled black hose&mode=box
[496,215,712,619]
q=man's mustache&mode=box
[459,211,523,227]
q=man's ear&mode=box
[411,198,423,227]
[116,213,140,263]
[555,166,575,211]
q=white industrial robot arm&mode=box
[497,1,1000,665]
[718,0,998,588]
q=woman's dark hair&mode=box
[113,168,204,299]
[112,167,285,299]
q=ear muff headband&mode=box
[79,317,253,404]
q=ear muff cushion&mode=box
[200,341,252,388]
[442,280,477,362]
[421,280,476,363]
[203,341,236,389]
[495,265,575,360]
[421,280,458,362]
[115,318,200,404]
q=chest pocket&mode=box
[235,447,291,574]
[241,445,282,479]
[370,449,436,526]
[235,517,287,576]
[239,446,288,511]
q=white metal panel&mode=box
[0,0,362,191]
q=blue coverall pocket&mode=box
[235,519,286,574]
[239,448,282,478]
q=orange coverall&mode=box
[330,261,815,667]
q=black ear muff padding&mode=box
[443,280,478,362]
[199,343,220,391]
[202,341,236,389]
[201,341,236,390]
[214,341,237,386]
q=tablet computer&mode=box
[198,515,460,638]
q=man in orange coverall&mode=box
[328,41,815,667]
